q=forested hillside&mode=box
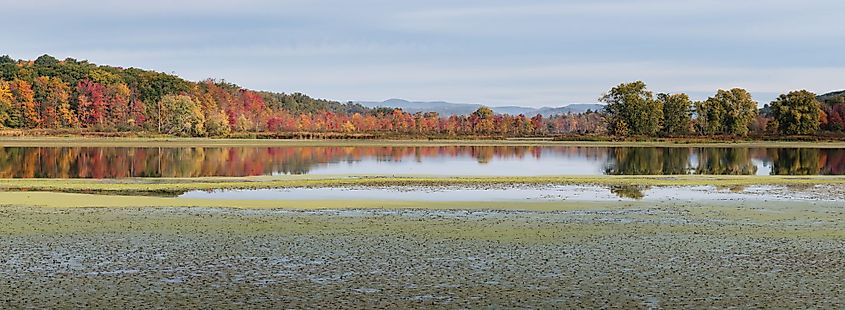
[0,55,842,139]
[817,90,845,131]
[0,55,603,137]
[0,54,370,136]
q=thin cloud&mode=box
[2,0,843,107]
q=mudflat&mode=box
[1,198,843,308]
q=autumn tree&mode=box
[824,103,845,131]
[76,79,108,128]
[472,106,495,134]
[9,79,39,128]
[0,80,12,126]
[205,109,230,137]
[129,97,147,129]
[601,81,662,136]
[658,93,692,136]
[235,114,254,132]
[158,95,205,136]
[108,83,132,129]
[33,76,75,128]
[530,114,545,135]
[240,90,267,131]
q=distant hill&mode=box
[818,90,845,104]
[356,99,603,117]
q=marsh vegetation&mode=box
[1,202,843,308]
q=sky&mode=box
[4,0,845,107]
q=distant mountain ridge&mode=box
[356,99,603,117]
[818,90,845,103]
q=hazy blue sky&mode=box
[4,0,844,107]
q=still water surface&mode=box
[179,185,840,202]
[2,145,843,178]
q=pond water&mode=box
[1,145,844,178]
[178,185,842,202]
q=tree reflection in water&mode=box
[0,145,843,178]
[768,148,821,175]
[694,148,757,175]
[604,147,693,175]
[610,185,649,199]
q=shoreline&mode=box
[1,136,845,147]
[3,175,845,196]
[1,190,842,211]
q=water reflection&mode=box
[695,148,759,175]
[610,185,649,199]
[0,146,844,178]
[178,184,843,202]
[769,148,821,175]
[604,148,694,175]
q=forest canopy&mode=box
[0,55,843,138]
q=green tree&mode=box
[769,90,821,135]
[696,88,757,136]
[159,95,205,136]
[0,55,14,65]
[601,81,662,136]
[33,54,60,66]
[658,93,693,136]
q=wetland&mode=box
[1,139,844,308]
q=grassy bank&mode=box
[2,175,845,196]
[0,191,639,211]
[2,136,845,148]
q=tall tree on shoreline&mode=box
[696,88,757,136]
[769,90,821,135]
[601,81,663,136]
[658,93,693,136]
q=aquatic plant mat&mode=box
[3,175,845,196]
[1,199,844,308]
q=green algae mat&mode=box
[1,199,844,308]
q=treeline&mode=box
[601,81,844,137]
[0,54,600,137]
[1,55,843,139]
[0,54,367,136]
